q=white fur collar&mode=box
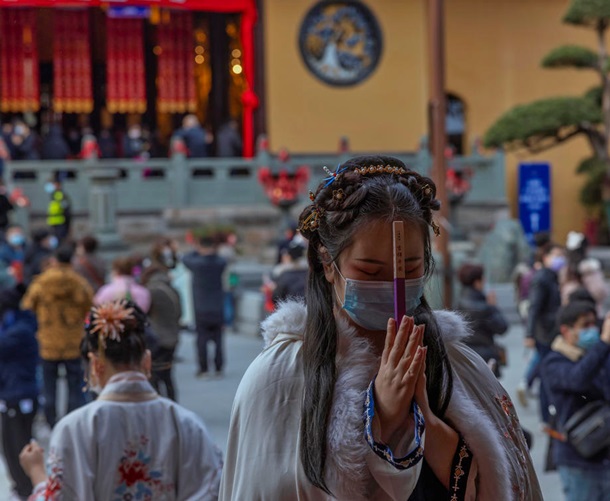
[260,301,523,500]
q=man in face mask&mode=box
[525,242,566,424]
[541,301,610,501]
[0,226,26,284]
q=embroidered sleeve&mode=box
[364,379,425,470]
[28,449,64,501]
[449,436,474,501]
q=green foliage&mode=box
[564,0,610,27]
[584,85,603,106]
[483,97,602,149]
[576,155,607,174]
[577,157,606,209]
[541,45,599,69]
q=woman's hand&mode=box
[19,440,47,485]
[374,316,426,444]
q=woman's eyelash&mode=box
[358,269,379,276]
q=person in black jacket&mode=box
[526,242,566,423]
[23,228,56,285]
[141,238,182,401]
[178,115,209,158]
[456,263,508,376]
[541,301,610,501]
[272,239,308,306]
[0,178,13,236]
[183,234,227,378]
[41,124,70,160]
[0,284,38,500]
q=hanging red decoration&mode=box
[157,11,196,114]
[258,161,310,208]
[106,17,146,114]
[0,8,39,113]
[54,9,93,113]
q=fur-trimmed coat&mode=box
[219,301,542,501]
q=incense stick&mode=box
[393,221,406,329]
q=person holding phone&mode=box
[220,156,541,500]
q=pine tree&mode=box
[484,0,610,234]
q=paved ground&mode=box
[1,322,563,499]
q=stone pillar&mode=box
[88,167,126,250]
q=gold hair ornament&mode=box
[299,206,325,233]
[354,165,407,176]
[431,220,441,237]
[332,188,345,201]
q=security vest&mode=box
[47,190,70,227]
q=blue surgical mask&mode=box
[47,236,58,250]
[44,182,55,194]
[577,326,600,350]
[334,263,425,331]
[550,255,567,272]
[7,233,24,247]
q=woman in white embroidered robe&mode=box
[20,300,222,501]
[220,156,542,500]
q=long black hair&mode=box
[298,155,454,495]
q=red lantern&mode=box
[258,165,310,207]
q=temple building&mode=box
[0,0,599,240]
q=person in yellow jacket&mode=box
[22,244,93,427]
[45,175,71,243]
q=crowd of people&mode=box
[0,222,236,500]
[2,154,610,500]
[0,115,244,165]
[513,231,610,500]
[454,229,610,501]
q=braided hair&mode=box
[298,155,453,495]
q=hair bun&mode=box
[88,300,135,346]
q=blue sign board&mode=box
[518,162,551,245]
[107,6,151,19]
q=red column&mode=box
[240,3,258,158]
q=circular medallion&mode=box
[298,1,383,87]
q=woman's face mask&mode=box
[333,263,425,331]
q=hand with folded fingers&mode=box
[19,440,47,486]
[374,315,427,445]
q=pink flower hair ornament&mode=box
[89,300,135,347]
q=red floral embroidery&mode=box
[118,457,150,487]
[113,435,174,500]
[44,449,63,500]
